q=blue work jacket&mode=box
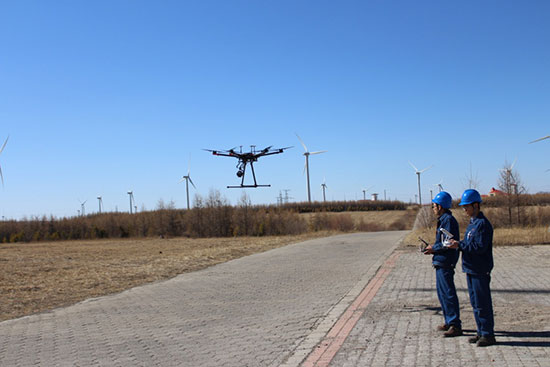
[432,210,460,268]
[459,211,494,275]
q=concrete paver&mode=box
[0,232,404,367]
[2,232,549,367]
[327,245,550,367]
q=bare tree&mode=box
[497,161,526,226]
[462,162,480,190]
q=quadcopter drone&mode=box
[204,145,292,188]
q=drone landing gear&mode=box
[228,184,271,188]
[228,161,269,188]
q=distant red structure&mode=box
[488,187,507,197]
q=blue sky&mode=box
[1,0,549,218]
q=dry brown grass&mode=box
[403,226,550,249]
[0,210,415,322]
[0,232,333,322]
[300,209,417,231]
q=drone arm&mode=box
[259,150,284,157]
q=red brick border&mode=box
[302,251,402,367]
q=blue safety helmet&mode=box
[432,191,452,209]
[459,189,482,206]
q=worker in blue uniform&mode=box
[448,189,496,347]
[423,191,462,337]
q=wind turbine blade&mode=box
[511,157,517,170]
[408,161,419,172]
[419,165,433,173]
[189,176,196,189]
[295,133,308,152]
[0,166,3,187]
[303,161,307,175]
[529,135,550,144]
[179,177,186,183]
[309,150,327,155]
[367,185,374,191]
[0,136,8,154]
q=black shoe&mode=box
[443,326,463,337]
[468,335,480,344]
[437,324,450,331]
[477,336,496,347]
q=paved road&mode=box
[327,245,550,367]
[0,231,407,367]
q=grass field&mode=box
[1,209,418,322]
[0,232,337,322]
[3,207,545,323]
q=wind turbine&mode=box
[500,158,517,177]
[97,196,103,214]
[296,133,327,202]
[529,135,550,144]
[0,136,9,187]
[433,179,444,192]
[78,199,87,216]
[179,157,196,210]
[321,178,328,202]
[127,191,135,214]
[409,161,433,206]
[499,158,517,193]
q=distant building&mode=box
[371,193,379,201]
[488,187,507,197]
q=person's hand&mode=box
[447,239,459,249]
[423,245,434,254]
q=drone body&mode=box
[205,145,291,188]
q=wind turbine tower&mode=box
[0,136,9,187]
[127,191,135,214]
[79,199,87,216]
[434,179,444,192]
[97,196,103,214]
[179,164,196,210]
[321,179,327,202]
[296,134,327,202]
[409,162,433,206]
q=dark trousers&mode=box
[435,266,461,327]
[467,273,495,337]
